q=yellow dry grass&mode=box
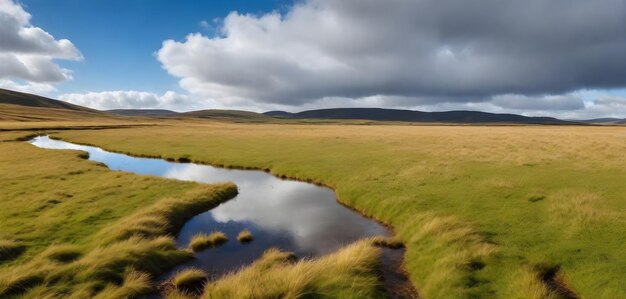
[237,230,254,243]
[51,122,626,298]
[199,240,382,298]
[189,232,228,252]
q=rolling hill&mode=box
[574,118,626,124]
[0,88,97,112]
[180,109,277,122]
[265,108,575,124]
[0,88,120,122]
[2,88,613,125]
[107,109,179,117]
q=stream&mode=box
[30,135,416,298]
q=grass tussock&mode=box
[39,244,83,263]
[509,266,561,299]
[400,214,497,298]
[200,240,383,299]
[0,236,190,297]
[95,183,237,246]
[4,121,625,297]
[549,190,617,231]
[0,240,25,262]
[370,236,404,249]
[0,137,239,298]
[165,291,197,299]
[505,264,578,299]
[73,236,191,283]
[92,271,152,299]
[189,232,228,252]
[237,230,253,243]
[171,268,207,294]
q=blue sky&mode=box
[20,0,290,94]
[1,0,625,118]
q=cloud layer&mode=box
[0,0,81,93]
[157,0,626,109]
[59,91,189,110]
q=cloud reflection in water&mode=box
[30,136,388,276]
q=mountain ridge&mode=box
[3,88,621,125]
[264,108,575,124]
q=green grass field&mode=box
[0,130,245,297]
[50,123,626,299]
[0,115,624,298]
[0,127,385,298]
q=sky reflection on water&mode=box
[30,136,388,276]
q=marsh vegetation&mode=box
[1,118,624,298]
[50,123,626,298]
[189,232,228,252]
[237,230,254,243]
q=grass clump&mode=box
[53,124,626,298]
[95,183,237,246]
[237,230,253,243]
[73,236,191,283]
[0,240,25,262]
[370,236,404,249]
[39,244,82,263]
[504,264,579,299]
[189,232,228,252]
[201,240,383,298]
[0,134,239,298]
[92,271,152,299]
[171,268,207,294]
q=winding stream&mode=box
[30,135,415,298]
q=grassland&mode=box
[0,127,387,298]
[169,268,207,294]
[164,241,383,299]
[50,122,626,298]
[0,130,239,297]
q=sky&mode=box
[1,0,626,119]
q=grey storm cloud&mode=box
[157,0,626,106]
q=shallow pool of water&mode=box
[30,136,389,276]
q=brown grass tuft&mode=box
[189,232,228,252]
[201,240,383,298]
[0,240,25,262]
[237,230,253,243]
[171,268,207,294]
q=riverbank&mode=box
[0,131,395,298]
[51,123,626,298]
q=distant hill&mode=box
[2,88,611,125]
[108,109,179,117]
[180,109,277,122]
[0,88,96,112]
[0,88,121,122]
[574,118,626,124]
[265,108,574,124]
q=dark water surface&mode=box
[30,136,415,297]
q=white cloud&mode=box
[0,79,56,94]
[400,94,626,120]
[157,0,626,110]
[581,95,626,119]
[0,0,81,94]
[58,90,190,110]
